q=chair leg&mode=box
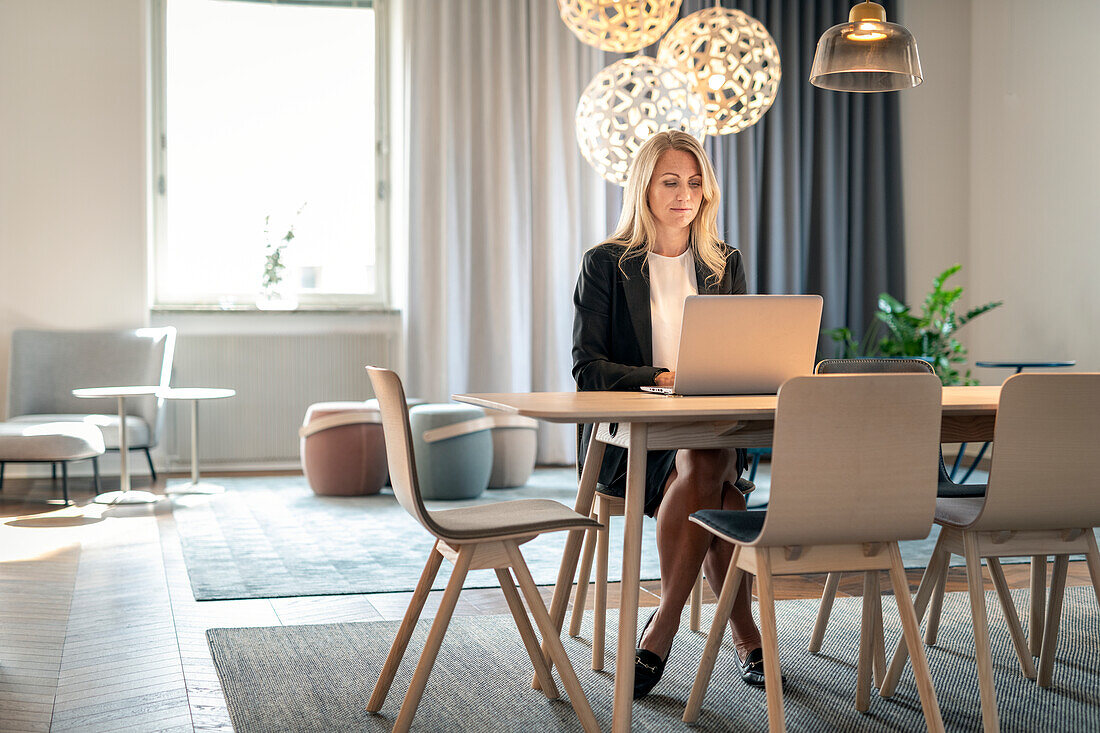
[592,495,610,671]
[52,462,57,481]
[1037,554,1069,688]
[505,543,600,733]
[495,567,560,700]
[856,572,876,712]
[924,561,949,645]
[568,523,598,638]
[886,543,945,733]
[871,572,887,689]
[883,533,949,697]
[367,543,445,713]
[144,447,157,481]
[60,462,70,504]
[392,544,473,733]
[755,551,786,732]
[683,545,743,724]
[963,532,1000,733]
[690,569,703,633]
[92,456,102,493]
[809,572,841,653]
[987,557,1036,679]
[1,462,5,491]
[1084,531,1100,608]
[1029,556,1048,657]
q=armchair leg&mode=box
[963,533,1000,733]
[0,462,5,491]
[393,545,472,733]
[92,457,102,493]
[52,463,57,481]
[368,544,445,714]
[809,572,841,653]
[61,462,70,505]
[1037,555,1069,688]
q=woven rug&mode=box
[172,468,664,600]
[208,586,1100,732]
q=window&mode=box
[151,0,386,308]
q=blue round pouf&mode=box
[408,404,492,500]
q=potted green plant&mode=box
[256,204,306,310]
[824,264,1002,385]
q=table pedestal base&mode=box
[167,481,225,495]
[94,490,160,505]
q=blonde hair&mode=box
[603,130,727,286]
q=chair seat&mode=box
[0,421,106,461]
[8,414,150,449]
[430,498,600,541]
[937,478,987,499]
[934,496,985,528]
[689,509,767,544]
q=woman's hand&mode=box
[655,371,676,388]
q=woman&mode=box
[572,130,765,698]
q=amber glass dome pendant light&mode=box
[809,1,922,92]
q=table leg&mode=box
[94,395,158,504]
[532,425,605,690]
[168,400,225,495]
[613,422,647,733]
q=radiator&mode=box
[165,331,399,468]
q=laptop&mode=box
[640,294,824,395]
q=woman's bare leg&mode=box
[639,448,761,657]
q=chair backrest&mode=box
[816,357,957,485]
[7,327,176,443]
[366,366,447,539]
[756,373,943,546]
[815,357,934,376]
[970,373,1100,531]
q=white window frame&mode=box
[147,0,391,310]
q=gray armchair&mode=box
[6,327,176,479]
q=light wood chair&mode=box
[364,367,602,733]
[568,491,705,670]
[807,358,988,688]
[882,372,1100,733]
[683,374,946,732]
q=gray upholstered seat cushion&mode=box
[8,414,150,449]
[690,509,768,544]
[430,498,600,541]
[934,497,985,528]
[0,422,106,461]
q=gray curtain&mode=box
[681,0,907,343]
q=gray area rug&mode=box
[208,586,1100,732]
[172,468,664,600]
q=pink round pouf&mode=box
[299,401,387,496]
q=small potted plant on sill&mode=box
[256,203,306,311]
[824,264,1003,386]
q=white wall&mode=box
[966,0,1099,373]
[902,0,1099,379]
[0,0,150,417]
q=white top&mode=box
[648,249,698,370]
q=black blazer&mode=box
[572,241,747,485]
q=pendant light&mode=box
[657,3,781,136]
[558,0,682,53]
[809,1,922,92]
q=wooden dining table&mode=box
[454,385,1001,732]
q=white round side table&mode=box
[160,388,236,495]
[72,385,162,505]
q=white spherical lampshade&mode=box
[557,0,683,53]
[575,56,706,186]
[657,6,781,136]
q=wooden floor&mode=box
[0,471,1094,732]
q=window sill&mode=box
[152,304,400,315]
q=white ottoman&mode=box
[487,415,539,488]
[0,421,106,503]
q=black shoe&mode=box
[633,611,669,699]
[734,476,756,495]
[738,647,767,687]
